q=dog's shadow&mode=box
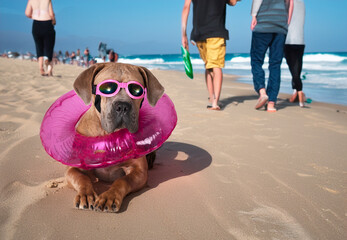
[100,141,212,213]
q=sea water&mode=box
[117,52,347,106]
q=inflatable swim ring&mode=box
[181,45,193,79]
[40,90,177,170]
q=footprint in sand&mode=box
[0,122,20,142]
[0,178,65,239]
[235,204,312,240]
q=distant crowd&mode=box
[1,45,118,68]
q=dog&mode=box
[66,62,164,212]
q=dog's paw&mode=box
[74,189,97,210]
[94,190,122,213]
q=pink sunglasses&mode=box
[92,79,145,99]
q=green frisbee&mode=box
[181,45,193,79]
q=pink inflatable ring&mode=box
[40,90,177,170]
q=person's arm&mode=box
[25,0,32,19]
[250,0,263,30]
[181,0,191,50]
[48,0,56,25]
[227,0,241,6]
[287,0,294,24]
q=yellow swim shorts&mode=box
[196,37,226,69]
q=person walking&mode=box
[251,0,293,112]
[25,0,56,76]
[182,0,240,110]
[284,0,306,107]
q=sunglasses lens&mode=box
[99,82,118,94]
[128,83,144,97]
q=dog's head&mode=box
[73,63,164,134]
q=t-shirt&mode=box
[252,0,289,35]
[286,0,305,44]
[191,0,229,42]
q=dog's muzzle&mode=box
[101,101,138,134]
[114,101,132,116]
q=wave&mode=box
[115,53,347,66]
[303,53,347,62]
[302,63,347,71]
[229,56,251,63]
[118,57,165,65]
[226,53,347,64]
[190,58,204,64]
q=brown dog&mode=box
[66,62,164,212]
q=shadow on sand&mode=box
[219,94,259,109]
[219,94,311,111]
[118,141,212,212]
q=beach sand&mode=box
[0,58,346,240]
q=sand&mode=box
[0,57,346,240]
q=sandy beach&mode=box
[0,57,346,240]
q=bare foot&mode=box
[298,91,305,107]
[40,68,47,76]
[289,90,298,102]
[47,64,53,76]
[267,101,277,112]
[255,95,269,109]
[207,105,221,111]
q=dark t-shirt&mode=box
[191,0,229,42]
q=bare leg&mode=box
[212,68,223,107]
[38,57,46,76]
[289,89,298,102]
[259,88,267,97]
[205,69,214,104]
[47,61,53,76]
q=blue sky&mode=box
[0,0,347,56]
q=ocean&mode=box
[116,52,347,106]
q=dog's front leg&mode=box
[66,167,97,210]
[94,156,148,212]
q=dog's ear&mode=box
[139,66,164,106]
[73,63,107,104]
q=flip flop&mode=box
[181,46,193,79]
[267,107,277,112]
[255,95,269,109]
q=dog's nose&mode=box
[114,102,132,115]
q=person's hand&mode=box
[182,35,189,51]
[52,18,56,25]
[251,16,257,30]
